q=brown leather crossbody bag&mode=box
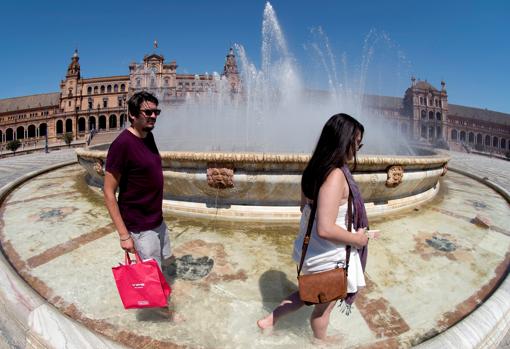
[297,195,352,304]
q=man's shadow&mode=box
[258,269,312,333]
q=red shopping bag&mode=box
[112,252,171,309]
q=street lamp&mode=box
[45,132,49,153]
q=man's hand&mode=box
[120,236,135,253]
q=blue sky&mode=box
[1,0,509,113]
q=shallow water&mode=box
[0,165,508,348]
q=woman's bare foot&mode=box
[256,314,274,330]
[311,334,343,346]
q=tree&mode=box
[6,139,21,155]
[62,132,73,147]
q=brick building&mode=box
[0,49,508,155]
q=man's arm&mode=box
[103,171,135,253]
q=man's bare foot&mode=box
[257,315,274,330]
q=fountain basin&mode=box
[76,147,449,221]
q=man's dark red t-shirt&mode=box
[105,129,163,232]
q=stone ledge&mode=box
[0,160,128,349]
[414,166,510,349]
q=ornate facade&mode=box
[0,48,240,149]
[365,78,510,155]
[0,49,508,155]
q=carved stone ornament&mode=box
[441,163,448,176]
[94,160,105,177]
[385,165,404,188]
[207,163,234,189]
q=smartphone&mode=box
[366,229,381,240]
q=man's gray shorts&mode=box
[130,221,171,267]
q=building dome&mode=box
[414,80,438,91]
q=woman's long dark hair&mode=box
[301,113,364,200]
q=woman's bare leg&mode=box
[310,301,336,339]
[257,291,304,329]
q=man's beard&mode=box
[143,119,156,132]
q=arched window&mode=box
[468,132,474,143]
[109,114,117,129]
[93,86,98,94]
[99,115,107,130]
[428,126,434,139]
[39,123,47,137]
[501,139,507,149]
[120,84,126,92]
[120,113,127,128]
[0,130,3,142]
[114,84,118,92]
[107,85,112,93]
[476,133,482,145]
[6,128,13,141]
[78,118,86,132]
[56,120,63,134]
[436,112,441,121]
[485,135,491,146]
[451,129,458,141]
[65,119,73,133]
[420,97,424,105]
[493,137,499,148]
[460,131,466,142]
[27,125,36,138]
[16,126,25,140]
[87,86,92,95]
[421,110,426,119]
[89,116,96,131]
[100,85,105,94]
[421,125,427,138]
[428,111,434,120]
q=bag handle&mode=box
[297,191,352,276]
[124,251,142,265]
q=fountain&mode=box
[76,2,449,221]
[1,2,508,349]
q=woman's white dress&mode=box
[292,202,366,293]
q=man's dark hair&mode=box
[127,91,159,123]
[301,113,364,200]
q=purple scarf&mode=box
[340,164,369,309]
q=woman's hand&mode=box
[352,228,369,248]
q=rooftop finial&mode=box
[153,40,158,49]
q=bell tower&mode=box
[222,48,240,93]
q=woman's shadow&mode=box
[258,269,312,334]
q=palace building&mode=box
[0,48,508,155]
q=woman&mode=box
[257,113,370,341]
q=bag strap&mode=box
[297,199,317,276]
[297,191,353,276]
[124,251,142,265]
[345,193,352,273]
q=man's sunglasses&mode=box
[141,109,161,117]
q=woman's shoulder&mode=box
[321,167,349,199]
[325,167,347,185]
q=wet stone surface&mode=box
[1,164,509,348]
[426,236,457,252]
[164,255,214,281]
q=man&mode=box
[104,91,170,268]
